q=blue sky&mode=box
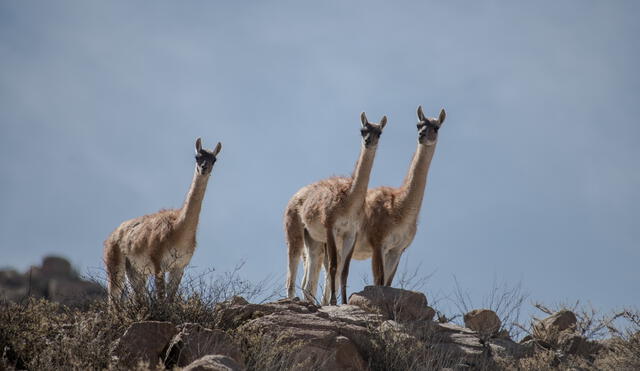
[1,1,638,317]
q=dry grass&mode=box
[451,276,529,340]
[1,263,639,371]
[236,329,323,371]
[0,298,128,370]
[0,264,276,370]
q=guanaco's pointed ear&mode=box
[360,112,368,127]
[417,105,426,121]
[438,108,446,124]
[213,142,222,156]
[195,137,202,154]
[379,115,387,129]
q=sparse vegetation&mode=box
[0,264,275,370]
[1,264,638,371]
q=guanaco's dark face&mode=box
[360,112,387,148]
[417,106,446,146]
[194,138,222,176]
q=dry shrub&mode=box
[508,305,640,370]
[0,298,130,370]
[530,301,618,340]
[452,276,529,340]
[0,264,276,370]
[364,320,497,371]
[236,329,321,371]
[594,309,640,370]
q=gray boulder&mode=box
[348,286,435,322]
[464,309,502,337]
[164,323,243,368]
[111,321,177,369]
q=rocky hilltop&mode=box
[1,260,638,370]
[109,286,618,370]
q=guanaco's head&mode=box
[417,106,446,146]
[194,138,222,176]
[360,112,387,148]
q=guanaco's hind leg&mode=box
[104,241,125,308]
[285,206,305,299]
[125,259,147,304]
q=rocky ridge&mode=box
[108,285,602,370]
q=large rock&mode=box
[165,323,243,368]
[112,321,177,369]
[534,310,577,335]
[223,300,374,371]
[213,296,321,330]
[183,354,245,371]
[464,309,501,337]
[429,322,527,365]
[40,256,73,278]
[348,286,435,322]
[239,312,368,371]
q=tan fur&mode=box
[104,138,221,307]
[357,107,445,285]
[285,113,387,305]
[302,107,445,290]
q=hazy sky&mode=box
[1,1,638,316]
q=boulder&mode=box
[183,354,245,371]
[291,334,367,371]
[40,256,73,278]
[213,296,320,330]
[165,323,243,368]
[534,310,577,335]
[112,321,177,369]
[348,286,435,322]
[236,304,371,371]
[427,322,528,364]
[464,309,502,337]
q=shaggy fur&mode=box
[300,106,446,291]
[285,113,387,305]
[356,107,445,285]
[104,138,221,307]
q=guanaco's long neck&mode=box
[348,144,378,209]
[178,168,210,234]
[399,142,437,218]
